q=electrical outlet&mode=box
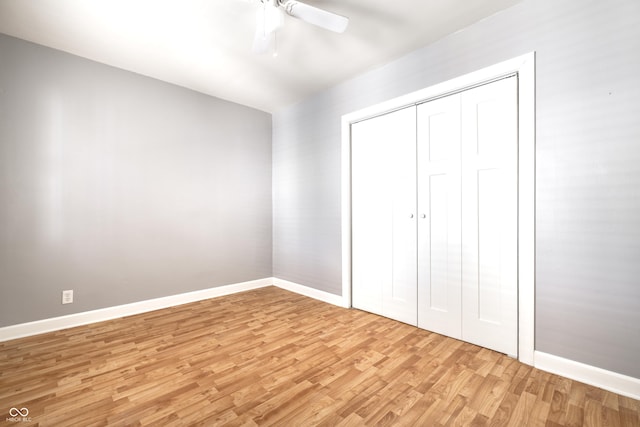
[62,290,74,304]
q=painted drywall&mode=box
[0,34,272,327]
[272,0,640,379]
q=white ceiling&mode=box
[0,0,522,113]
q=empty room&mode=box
[1,0,639,425]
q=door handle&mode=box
[409,214,414,218]
[420,214,426,218]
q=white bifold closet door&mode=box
[416,77,518,355]
[351,106,417,325]
[352,77,517,355]
[416,93,463,339]
[460,78,518,356]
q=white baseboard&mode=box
[535,351,640,400]
[0,278,273,342]
[0,277,348,343]
[272,278,348,308]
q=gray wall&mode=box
[272,0,640,378]
[0,34,272,327]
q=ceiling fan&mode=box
[252,0,349,55]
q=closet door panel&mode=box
[417,94,462,338]
[386,107,418,325]
[351,107,417,325]
[461,77,518,356]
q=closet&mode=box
[351,77,518,356]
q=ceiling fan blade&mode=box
[252,4,270,54]
[280,0,349,33]
[252,1,282,54]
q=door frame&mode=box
[340,52,536,365]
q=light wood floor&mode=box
[1,287,638,426]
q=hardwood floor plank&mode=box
[548,388,569,425]
[506,391,536,426]
[585,398,604,427]
[619,406,640,427]
[489,391,519,427]
[477,376,510,418]
[601,405,622,427]
[0,286,638,426]
[436,393,468,425]
[335,412,365,427]
[333,376,387,418]
[565,403,585,427]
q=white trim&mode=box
[0,277,351,343]
[341,52,536,365]
[273,278,348,308]
[341,117,353,309]
[535,351,640,400]
[517,53,536,366]
[0,278,273,342]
